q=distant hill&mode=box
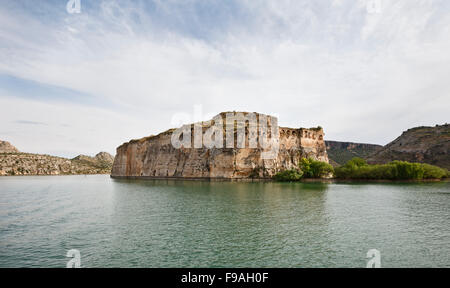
[0,140,114,176]
[325,141,382,166]
[368,124,450,169]
[72,152,114,170]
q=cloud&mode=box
[0,0,449,157]
[0,96,148,158]
[14,120,48,126]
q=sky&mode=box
[0,0,449,158]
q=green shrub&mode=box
[347,157,367,167]
[310,160,334,178]
[301,158,334,178]
[391,161,424,180]
[300,158,312,178]
[422,164,448,179]
[273,169,303,182]
[334,158,447,180]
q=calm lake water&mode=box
[0,175,449,268]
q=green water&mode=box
[0,175,449,267]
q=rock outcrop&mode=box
[0,140,19,153]
[94,152,115,164]
[0,145,114,176]
[72,152,114,169]
[111,112,328,179]
[325,141,382,166]
[368,124,450,169]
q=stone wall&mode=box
[111,112,328,179]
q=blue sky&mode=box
[0,0,449,157]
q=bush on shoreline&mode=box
[273,169,303,182]
[272,157,448,181]
[272,158,333,182]
[300,158,334,178]
[334,158,449,180]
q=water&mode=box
[0,175,449,268]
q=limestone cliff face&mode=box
[111,112,328,179]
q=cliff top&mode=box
[378,124,450,151]
[122,112,324,148]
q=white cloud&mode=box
[0,96,151,157]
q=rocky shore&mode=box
[0,141,113,176]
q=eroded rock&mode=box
[111,112,329,179]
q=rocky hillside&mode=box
[368,124,450,169]
[0,140,19,153]
[325,141,382,166]
[0,141,114,176]
[72,152,115,170]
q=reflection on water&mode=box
[0,176,449,267]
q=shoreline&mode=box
[0,173,111,177]
[2,174,447,183]
[110,175,449,184]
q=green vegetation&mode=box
[300,158,334,178]
[310,126,323,131]
[273,169,303,182]
[422,164,449,179]
[272,158,333,182]
[272,157,449,182]
[334,158,449,180]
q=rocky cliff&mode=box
[368,124,450,169]
[111,112,328,179]
[0,140,19,153]
[0,142,114,176]
[72,152,115,170]
[325,141,382,166]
